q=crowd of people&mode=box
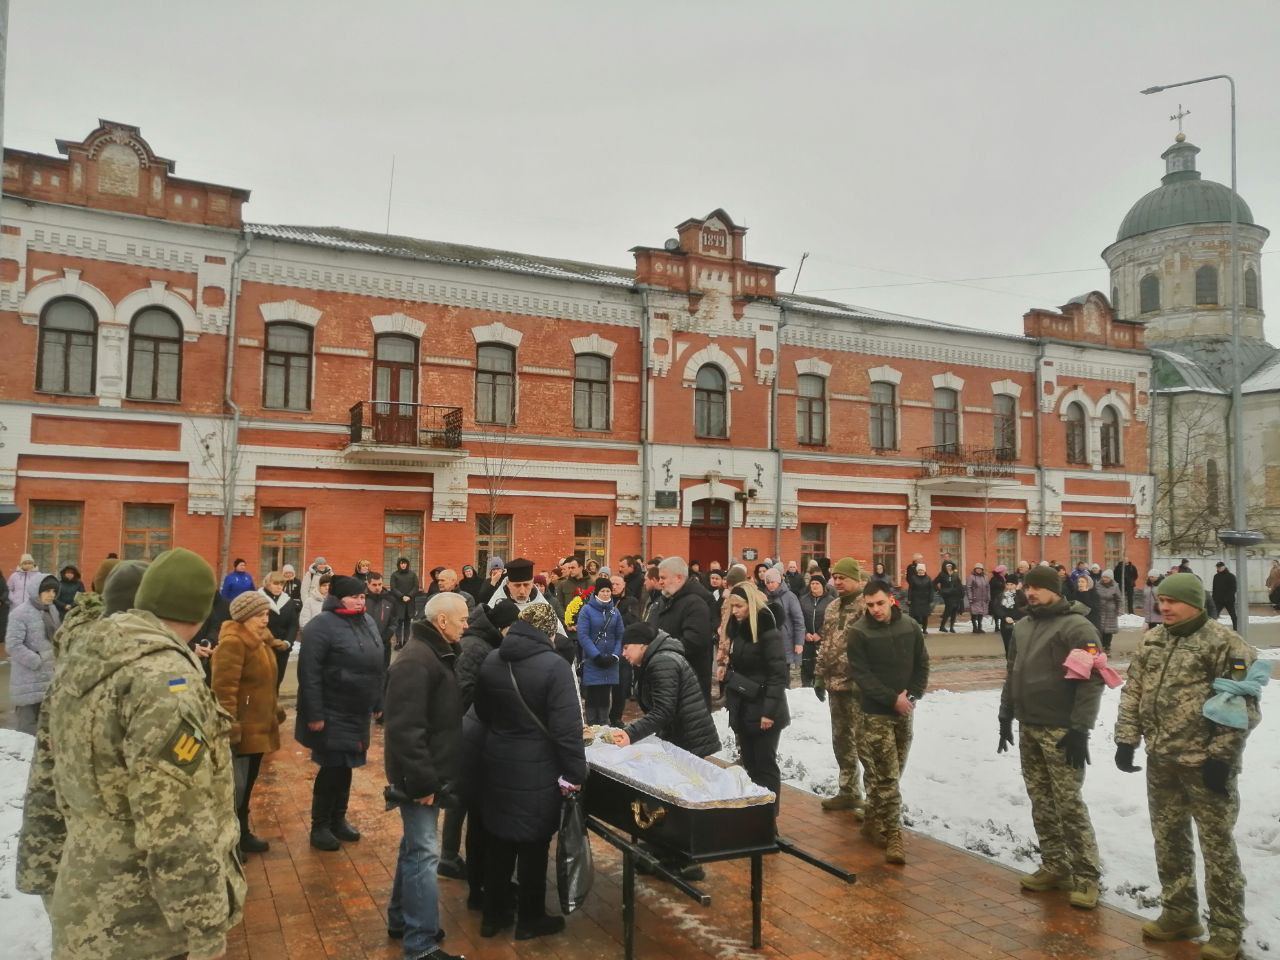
[2,543,1268,960]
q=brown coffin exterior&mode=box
[584,766,776,862]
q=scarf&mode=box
[1165,611,1209,638]
[1027,596,1070,619]
[1203,660,1271,730]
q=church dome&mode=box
[1115,138,1255,242]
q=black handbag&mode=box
[724,670,762,700]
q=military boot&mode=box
[1019,866,1071,892]
[859,817,886,849]
[1200,934,1241,960]
[821,793,859,812]
[1140,911,1205,941]
[884,828,906,865]
[1068,879,1099,910]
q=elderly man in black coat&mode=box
[474,603,586,941]
[646,556,716,706]
[383,592,468,960]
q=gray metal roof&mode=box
[1116,139,1260,242]
[777,293,1030,342]
[1150,337,1277,393]
[1243,350,1280,394]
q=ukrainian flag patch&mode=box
[168,677,189,694]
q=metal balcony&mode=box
[917,443,1017,482]
[344,401,465,461]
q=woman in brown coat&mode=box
[213,590,288,854]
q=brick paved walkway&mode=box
[227,712,1199,960]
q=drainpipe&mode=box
[637,285,652,561]
[772,304,786,559]
[1035,339,1047,561]
[219,230,253,574]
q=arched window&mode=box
[263,322,312,410]
[573,353,610,430]
[694,364,727,438]
[1195,265,1218,305]
[1206,458,1220,514]
[1100,406,1121,467]
[1065,402,1087,464]
[476,344,516,424]
[869,381,897,450]
[796,373,826,445]
[1244,268,1259,310]
[932,387,959,451]
[1139,274,1160,314]
[993,394,1017,459]
[127,308,182,401]
[37,298,97,395]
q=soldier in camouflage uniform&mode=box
[17,549,244,960]
[998,565,1104,910]
[846,580,928,864]
[17,560,150,905]
[815,556,867,814]
[1114,573,1261,960]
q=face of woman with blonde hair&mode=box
[728,594,750,621]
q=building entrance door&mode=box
[689,498,730,569]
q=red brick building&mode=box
[0,121,1154,580]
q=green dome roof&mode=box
[1115,138,1255,242]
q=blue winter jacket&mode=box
[575,595,624,686]
[220,570,256,602]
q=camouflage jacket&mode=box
[21,610,244,960]
[52,590,104,659]
[1115,616,1260,768]
[815,589,866,692]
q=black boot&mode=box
[238,812,270,854]
[330,773,361,842]
[310,774,341,851]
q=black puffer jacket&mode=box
[475,620,587,843]
[725,604,790,734]
[625,631,721,758]
[384,620,462,806]
[456,604,503,711]
[905,569,934,620]
[647,576,715,702]
[364,589,399,643]
[799,591,832,637]
[295,595,385,757]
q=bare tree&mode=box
[1151,394,1232,553]
[186,415,243,573]
[473,420,529,567]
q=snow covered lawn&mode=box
[0,729,50,960]
[716,648,1279,955]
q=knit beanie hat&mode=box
[329,575,366,599]
[1156,572,1206,610]
[725,566,748,587]
[134,548,217,624]
[229,590,271,623]
[519,602,560,637]
[810,574,828,586]
[593,577,613,593]
[102,560,149,615]
[91,557,121,593]
[1023,565,1062,595]
[623,622,657,646]
[489,599,521,631]
[832,557,862,580]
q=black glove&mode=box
[1056,729,1090,769]
[1114,743,1142,773]
[814,685,827,702]
[997,717,1014,754]
[1201,758,1231,796]
[592,653,617,669]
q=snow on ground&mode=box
[717,648,1280,955]
[0,729,51,960]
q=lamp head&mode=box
[1140,85,1165,95]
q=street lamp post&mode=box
[1141,75,1260,639]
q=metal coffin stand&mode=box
[584,767,856,959]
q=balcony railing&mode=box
[348,401,463,450]
[917,443,1016,480]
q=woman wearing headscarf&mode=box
[54,565,85,616]
[867,562,894,594]
[1142,570,1163,630]
[7,553,44,610]
[474,603,586,941]
[723,584,790,805]
[459,563,484,602]
[932,560,965,633]
[213,590,288,854]
[1094,570,1124,653]
[295,575,385,851]
[1073,573,1103,637]
[966,563,991,633]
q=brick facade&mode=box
[0,124,1154,581]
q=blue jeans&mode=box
[387,801,441,956]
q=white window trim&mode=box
[867,364,902,386]
[990,378,1022,398]
[371,312,426,340]
[260,299,321,328]
[471,321,523,348]
[570,333,618,359]
[794,357,832,378]
[932,371,965,392]
[681,343,744,390]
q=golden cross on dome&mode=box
[1169,104,1190,135]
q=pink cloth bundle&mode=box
[1063,647,1123,688]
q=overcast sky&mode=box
[6,1,1277,341]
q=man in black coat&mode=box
[1114,558,1140,614]
[612,623,720,758]
[383,592,467,960]
[1212,561,1238,630]
[619,555,646,604]
[647,556,716,706]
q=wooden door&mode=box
[688,498,729,569]
[373,335,417,444]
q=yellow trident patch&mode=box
[162,722,205,770]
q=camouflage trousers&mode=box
[857,712,912,833]
[1018,723,1100,881]
[827,690,864,802]
[1147,758,1246,937]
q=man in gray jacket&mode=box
[998,564,1104,910]
[763,567,805,685]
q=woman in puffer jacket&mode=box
[1141,571,1163,630]
[966,563,991,633]
[575,578,624,724]
[6,574,60,734]
[724,585,790,805]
